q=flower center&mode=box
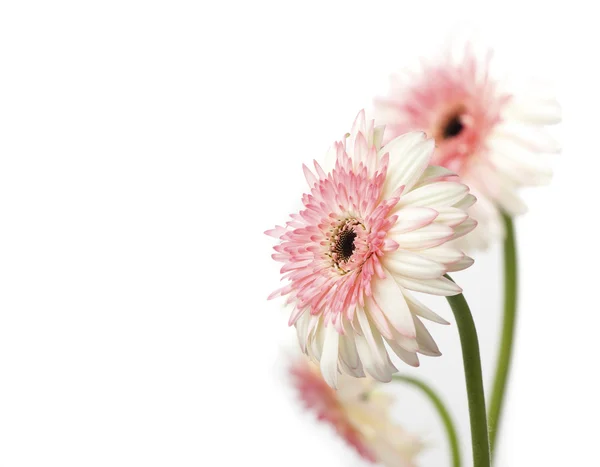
[335,228,357,262]
[442,113,464,139]
[328,219,366,273]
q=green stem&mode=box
[445,274,491,467]
[392,375,462,467]
[488,212,518,456]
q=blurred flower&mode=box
[374,44,561,250]
[290,357,422,466]
[267,110,475,388]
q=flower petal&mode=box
[389,207,438,234]
[320,325,340,388]
[394,276,462,296]
[391,224,454,250]
[446,255,474,272]
[382,134,434,197]
[372,271,416,338]
[414,316,441,357]
[398,181,469,209]
[384,250,446,280]
[403,290,449,325]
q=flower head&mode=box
[267,110,475,387]
[375,44,561,250]
[290,357,422,466]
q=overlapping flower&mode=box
[290,358,421,466]
[267,111,476,388]
[375,45,561,249]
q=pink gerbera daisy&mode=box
[374,44,561,249]
[267,110,475,388]
[290,357,422,466]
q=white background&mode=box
[0,1,597,466]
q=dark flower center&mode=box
[442,114,464,139]
[335,228,357,262]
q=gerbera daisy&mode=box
[290,357,422,466]
[266,110,475,388]
[374,44,561,250]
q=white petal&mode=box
[372,272,416,338]
[452,218,478,240]
[391,224,454,250]
[504,97,561,125]
[434,207,469,227]
[398,181,469,209]
[322,145,337,173]
[491,152,553,186]
[351,109,367,136]
[295,312,311,353]
[389,327,419,352]
[353,131,369,166]
[403,289,450,325]
[308,318,325,361]
[384,250,446,280]
[414,316,441,356]
[385,333,420,367]
[365,295,393,339]
[488,137,553,184]
[372,125,385,150]
[394,276,462,296]
[382,135,434,197]
[492,122,561,154]
[339,325,360,371]
[453,194,477,210]
[354,315,395,383]
[417,245,464,265]
[446,255,474,272]
[496,187,527,216]
[320,325,340,388]
[389,207,438,234]
[414,165,457,187]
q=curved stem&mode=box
[392,375,462,467]
[445,274,491,467]
[488,212,518,456]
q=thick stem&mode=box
[445,275,491,467]
[488,212,518,456]
[392,375,462,467]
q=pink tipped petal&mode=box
[303,164,318,188]
[265,226,287,238]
